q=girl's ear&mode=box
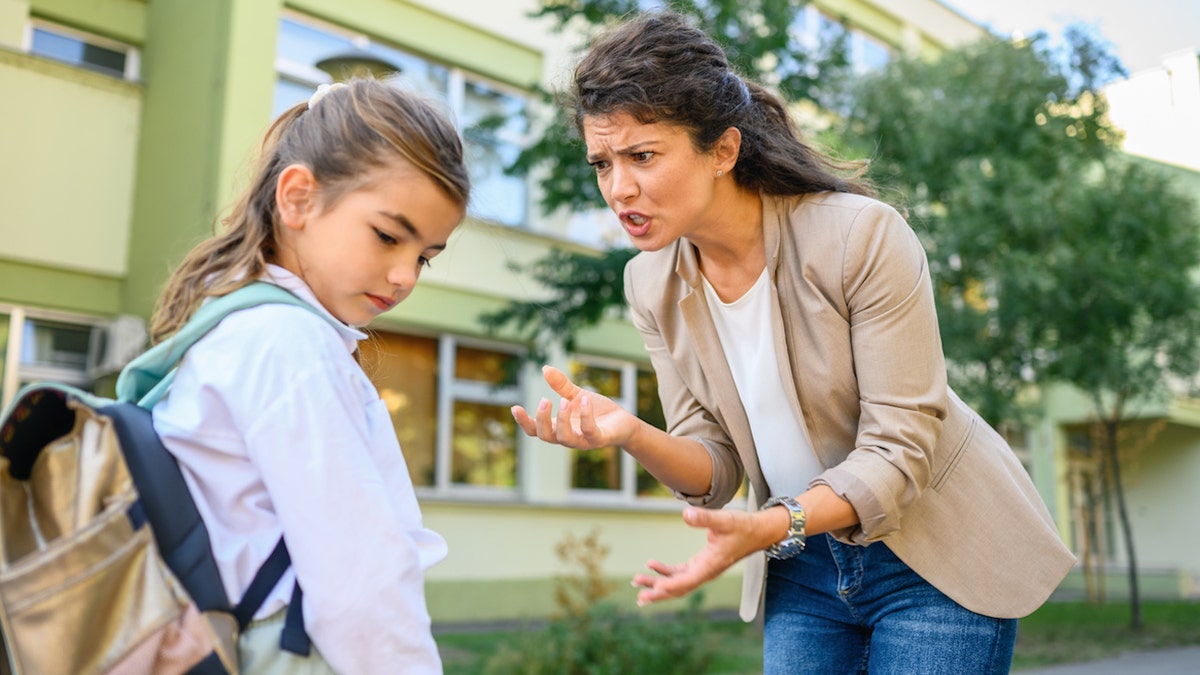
[276,164,317,230]
[714,126,742,175]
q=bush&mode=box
[480,529,714,674]
[481,595,713,675]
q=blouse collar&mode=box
[263,264,367,353]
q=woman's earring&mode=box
[715,169,724,178]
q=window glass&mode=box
[451,345,520,487]
[369,43,450,99]
[451,400,518,487]
[31,26,127,78]
[853,31,891,72]
[272,14,528,226]
[360,332,439,486]
[462,80,528,225]
[634,368,673,498]
[455,345,518,387]
[569,363,623,490]
[21,320,91,370]
[360,333,520,491]
[273,78,318,116]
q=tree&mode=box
[841,29,1200,628]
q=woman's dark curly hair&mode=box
[571,10,872,197]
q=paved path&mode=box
[1015,646,1200,674]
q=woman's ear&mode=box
[714,126,742,175]
[276,164,317,230]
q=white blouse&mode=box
[701,269,822,499]
[153,265,447,674]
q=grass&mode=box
[436,600,1200,674]
[1011,600,1200,671]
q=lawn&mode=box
[436,600,1200,674]
[1011,600,1200,670]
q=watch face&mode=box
[767,538,805,560]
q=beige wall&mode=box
[0,51,141,278]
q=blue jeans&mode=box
[763,533,1016,674]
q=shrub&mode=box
[481,529,714,674]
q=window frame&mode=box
[0,303,108,409]
[23,18,141,80]
[272,10,531,227]
[565,354,679,509]
[430,333,525,500]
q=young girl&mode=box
[148,79,469,673]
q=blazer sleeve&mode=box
[809,200,948,541]
[624,259,745,508]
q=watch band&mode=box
[761,495,807,560]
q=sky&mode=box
[943,0,1200,75]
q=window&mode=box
[272,13,529,227]
[26,20,139,80]
[361,331,522,495]
[0,307,106,409]
[567,357,673,501]
[850,30,891,73]
[786,7,890,76]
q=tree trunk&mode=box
[1104,418,1142,630]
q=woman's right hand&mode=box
[511,365,639,450]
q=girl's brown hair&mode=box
[571,10,872,198]
[149,78,470,342]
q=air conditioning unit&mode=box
[87,315,148,378]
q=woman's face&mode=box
[582,112,723,251]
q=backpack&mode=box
[0,282,325,675]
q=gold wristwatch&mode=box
[761,495,807,560]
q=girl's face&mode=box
[582,112,724,251]
[276,161,463,327]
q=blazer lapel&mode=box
[675,243,769,502]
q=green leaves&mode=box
[843,30,1200,424]
[480,247,638,362]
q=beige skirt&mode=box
[238,607,337,675]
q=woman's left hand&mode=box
[631,505,787,606]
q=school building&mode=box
[2,0,1196,625]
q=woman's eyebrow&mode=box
[587,141,655,164]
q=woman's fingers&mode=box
[509,367,612,448]
[543,365,584,399]
[533,398,563,442]
[510,405,536,436]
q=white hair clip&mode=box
[308,82,347,109]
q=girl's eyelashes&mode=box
[374,227,398,246]
[418,256,432,269]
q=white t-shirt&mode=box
[153,264,447,674]
[702,269,821,498]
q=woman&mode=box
[511,10,1074,674]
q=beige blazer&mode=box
[623,191,1075,621]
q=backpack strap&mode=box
[115,282,324,408]
[114,280,334,657]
